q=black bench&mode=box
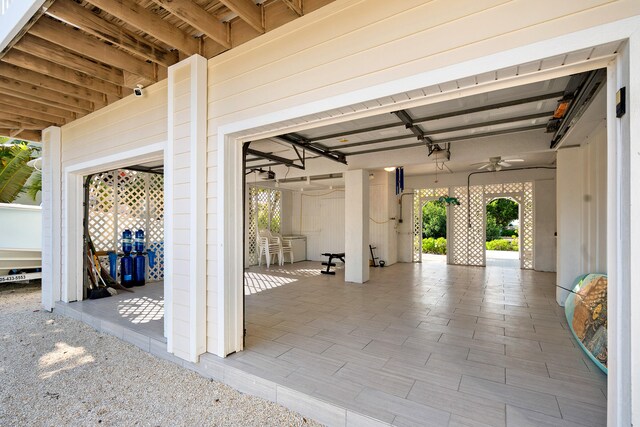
[321,252,345,275]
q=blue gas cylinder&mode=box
[134,229,144,253]
[120,254,133,288]
[122,229,132,255]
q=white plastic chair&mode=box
[257,230,281,267]
[274,233,294,265]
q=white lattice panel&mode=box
[248,186,282,266]
[521,182,534,269]
[147,174,164,280]
[412,187,449,262]
[87,169,165,282]
[451,186,469,265]
[468,185,485,266]
[88,172,115,252]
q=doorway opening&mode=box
[81,162,165,342]
[485,197,520,268]
[421,199,447,265]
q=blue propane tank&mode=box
[121,229,134,288]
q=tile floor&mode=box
[57,281,165,342]
[236,260,607,427]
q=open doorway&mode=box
[420,199,447,265]
[485,197,520,268]
[81,163,165,342]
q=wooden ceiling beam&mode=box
[14,34,125,87]
[85,0,200,56]
[0,63,107,108]
[30,16,156,82]
[0,79,93,115]
[281,0,303,16]
[46,0,178,68]
[2,50,123,97]
[150,0,230,49]
[0,94,76,120]
[0,102,66,126]
[219,0,264,33]
[0,112,53,130]
[0,128,41,142]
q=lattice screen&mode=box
[247,186,282,266]
[521,182,534,269]
[467,185,485,266]
[412,187,450,262]
[447,181,534,269]
[87,170,164,281]
[483,181,534,269]
[451,186,469,265]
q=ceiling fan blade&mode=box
[501,162,512,168]
[478,163,491,170]
[507,159,525,162]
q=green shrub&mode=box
[500,228,518,237]
[485,216,501,242]
[485,239,518,251]
[422,237,447,255]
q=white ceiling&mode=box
[247,71,607,190]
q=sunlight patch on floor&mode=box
[244,272,297,295]
[117,296,164,324]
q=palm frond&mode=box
[27,170,42,201]
[0,145,33,203]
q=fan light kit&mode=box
[474,156,525,171]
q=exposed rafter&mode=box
[0,128,41,142]
[219,0,264,33]
[84,0,201,56]
[0,76,94,114]
[30,16,156,82]
[1,50,123,96]
[0,93,77,120]
[46,0,179,67]
[150,0,231,49]
[14,34,126,87]
[281,0,303,16]
[0,63,106,107]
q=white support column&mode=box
[345,169,369,283]
[41,126,61,311]
[555,146,583,305]
[166,54,207,362]
[607,34,637,427]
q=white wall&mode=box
[556,121,607,304]
[534,179,556,272]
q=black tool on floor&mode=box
[321,252,345,275]
[369,245,379,267]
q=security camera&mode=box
[133,84,144,97]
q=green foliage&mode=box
[500,228,518,237]
[254,188,281,233]
[486,198,518,229]
[485,215,502,242]
[422,200,446,239]
[0,142,34,203]
[485,239,519,251]
[422,237,447,254]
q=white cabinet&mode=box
[284,235,306,262]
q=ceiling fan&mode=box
[473,156,524,171]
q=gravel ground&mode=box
[0,284,322,426]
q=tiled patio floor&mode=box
[238,261,607,427]
[56,261,607,426]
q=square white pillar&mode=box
[345,169,369,283]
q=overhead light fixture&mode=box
[369,173,375,180]
[384,167,396,172]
